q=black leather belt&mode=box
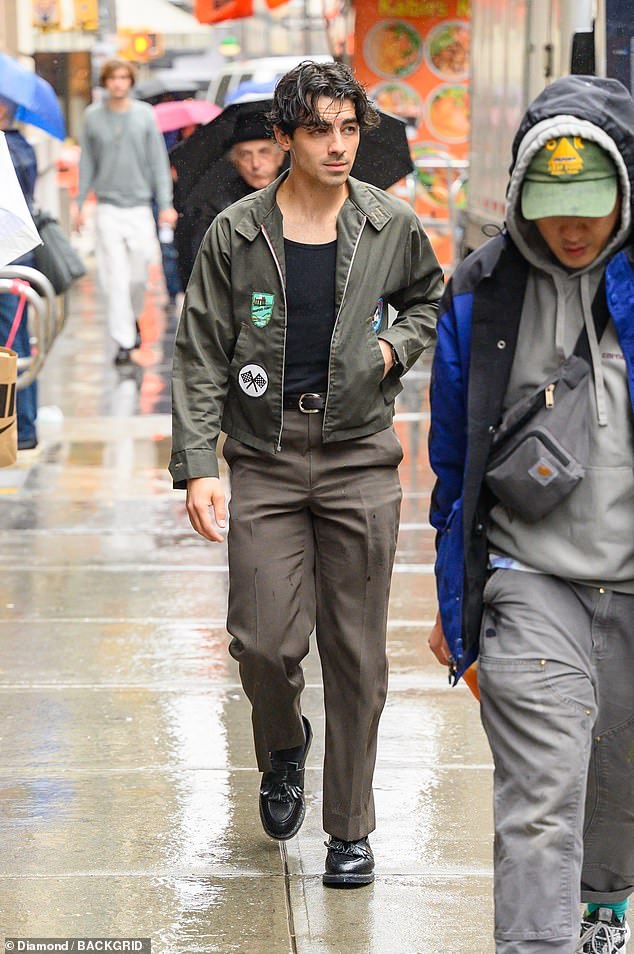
[283,392,326,413]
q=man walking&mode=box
[428,75,634,952]
[170,60,443,885]
[74,59,177,364]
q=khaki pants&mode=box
[223,411,402,841]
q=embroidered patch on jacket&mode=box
[251,292,274,327]
[239,364,268,397]
[371,297,384,333]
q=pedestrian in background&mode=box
[173,113,285,289]
[154,121,199,312]
[429,75,634,953]
[74,59,177,365]
[170,60,443,886]
[0,94,38,450]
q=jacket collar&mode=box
[234,171,393,241]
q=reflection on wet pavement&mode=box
[0,259,494,952]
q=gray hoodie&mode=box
[77,99,173,212]
[487,116,634,591]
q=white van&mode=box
[205,54,333,109]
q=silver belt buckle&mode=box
[298,392,321,414]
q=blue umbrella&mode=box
[225,80,277,105]
[0,52,66,141]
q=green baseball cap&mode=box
[521,136,618,219]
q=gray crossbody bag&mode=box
[485,278,610,523]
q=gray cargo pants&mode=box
[478,569,634,954]
[223,411,402,841]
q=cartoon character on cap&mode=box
[522,136,618,219]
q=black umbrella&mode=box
[170,98,413,211]
[354,108,414,190]
[135,73,202,105]
[170,99,276,207]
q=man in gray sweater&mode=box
[75,59,177,364]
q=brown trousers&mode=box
[223,411,402,841]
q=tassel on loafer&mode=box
[259,716,312,840]
[322,835,375,887]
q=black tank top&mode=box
[283,237,337,395]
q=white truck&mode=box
[462,0,633,254]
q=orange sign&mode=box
[354,0,470,267]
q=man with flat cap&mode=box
[173,111,285,288]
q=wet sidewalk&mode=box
[0,259,494,953]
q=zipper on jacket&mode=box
[261,224,288,452]
[324,216,367,420]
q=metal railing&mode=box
[0,265,63,390]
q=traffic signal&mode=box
[119,31,163,62]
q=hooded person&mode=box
[427,75,634,953]
[172,111,285,289]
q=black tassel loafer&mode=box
[259,716,313,840]
[322,836,375,887]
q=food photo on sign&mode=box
[353,2,471,271]
[425,20,470,78]
[363,19,424,78]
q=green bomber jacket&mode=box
[169,172,443,486]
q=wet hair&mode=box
[269,60,379,135]
[99,59,136,88]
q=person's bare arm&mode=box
[158,206,178,228]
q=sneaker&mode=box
[259,717,312,840]
[577,908,631,953]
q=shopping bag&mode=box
[33,211,85,294]
[0,346,17,467]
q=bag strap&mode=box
[3,280,30,350]
[573,273,610,364]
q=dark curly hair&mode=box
[269,60,380,135]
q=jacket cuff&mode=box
[169,448,220,488]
